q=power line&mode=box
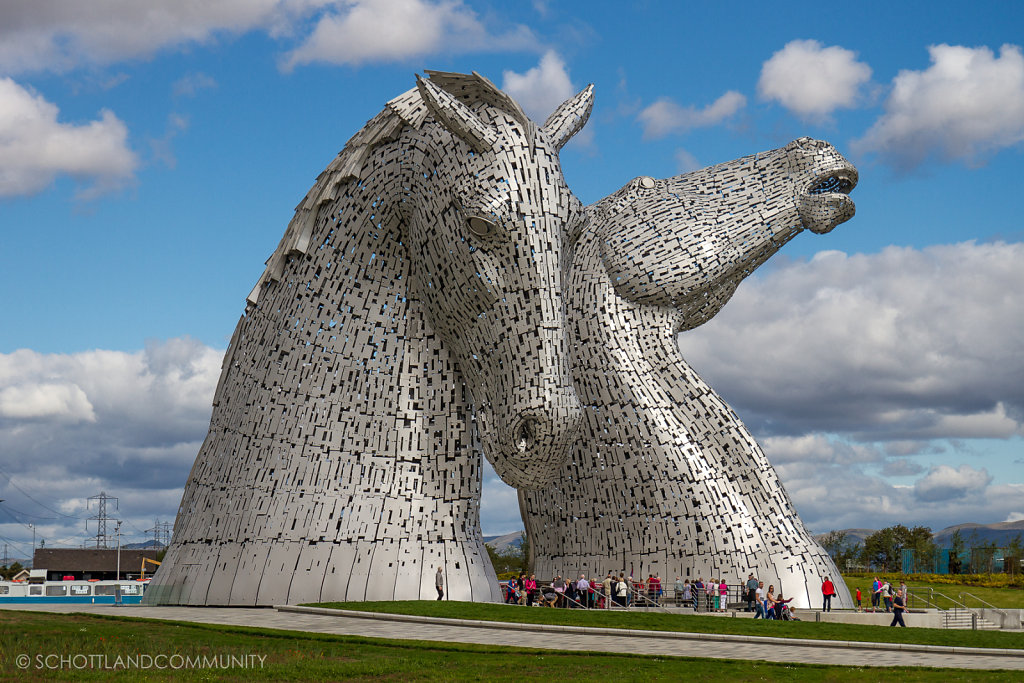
[0,500,63,524]
[0,533,32,559]
[0,467,88,520]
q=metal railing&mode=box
[958,591,1008,627]
[498,580,752,613]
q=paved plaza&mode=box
[3,603,1022,671]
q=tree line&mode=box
[820,525,1024,574]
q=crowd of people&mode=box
[855,576,909,627]
[503,572,663,608]
[501,572,748,612]
[501,572,910,627]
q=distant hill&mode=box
[816,521,1024,548]
[814,528,876,545]
[483,531,524,553]
[933,521,1024,547]
[123,540,165,550]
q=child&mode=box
[855,587,862,611]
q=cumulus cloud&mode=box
[281,0,536,70]
[758,39,871,119]
[0,78,138,198]
[0,1,536,75]
[678,241,1024,441]
[502,51,575,124]
[853,44,1024,170]
[761,434,882,466]
[0,383,95,422]
[0,338,222,550]
[880,458,926,477]
[0,0,308,74]
[774,456,1023,533]
[637,91,746,139]
[914,464,991,502]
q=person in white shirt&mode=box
[576,574,591,608]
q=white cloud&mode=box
[0,1,535,75]
[0,338,222,552]
[775,455,1023,533]
[502,51,575,124]
[674,148,701,173]
[679,241,1024,442]
[0,0,310,74]
[761,434,881,466]
[758,39,871,119]
[1006,512,1024,523]
[281,0,536,70]
[0,78,138,198]
[854,44,1024,170]
[913,464,992,502]
[0,383,95,422]
[637,91,746,139]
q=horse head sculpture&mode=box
[593,137,857,329]
[521,138,860,610]
[401,73,589,488]
[148,72,593,606]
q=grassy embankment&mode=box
[312,599,1024,650]
[841,573,1024,609]
[2,610,1021,682]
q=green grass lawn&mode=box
[1,610,1021,682]
[841,574,1024,610]
[311,600,1024,650]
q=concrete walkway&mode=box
[3,603,1023,671]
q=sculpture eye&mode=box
[467,216,497,237]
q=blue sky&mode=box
[1,1,1022,555]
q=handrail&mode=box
[905,587,943,611]
[625,585,671,613]
[959,591,1008,622]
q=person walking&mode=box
[746,573,759,612]
[881,580,893,612]
[821,576,836,612]
[890,591,908,627]
[871,576,881,611]
[435,566,444,601]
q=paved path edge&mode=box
[276,605,1024,658]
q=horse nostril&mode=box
[516,419,537,453]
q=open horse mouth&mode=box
[807,170,857,196]
[799,165,858,234]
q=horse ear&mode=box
[416,74,498,154]
[541,84,594,151]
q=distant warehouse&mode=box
[33,548,161,581]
